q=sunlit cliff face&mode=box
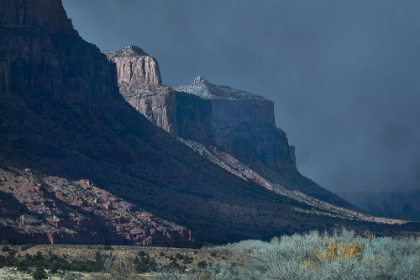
[62,0,420,194]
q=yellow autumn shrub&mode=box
[317,242,363,262]
[340,242,363,259]
[317,244,339,261]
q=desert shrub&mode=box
[175,252,184,260]
[0,248,105,274]
[21,244,36,251]
[102,245,113,250]
[317,243,339,261]
[199,229,420,280]
[197,261,207,269]
[32,266,47,280]
[132,253,157,273]
[1,245,10,252]
[138,250,146,256]
[110,260,140,280]
[183,255,193,264]
[88,259,143,280]
[340,242,362,259]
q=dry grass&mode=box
[10,244,230,271]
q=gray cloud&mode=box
[62,0,420,193]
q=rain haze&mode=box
[62,0,420,194]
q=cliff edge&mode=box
[0,0,76,34]
[110,47,361,211]
[104,45,162,89]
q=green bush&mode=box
[102,245,113,251]
[32,267,47,280]
[1,245,10,252]
[197,260,207,269]
[175,252,183,260]
[21,244,36,251]
[138,250,146,256]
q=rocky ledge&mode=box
[176,76,266,101]
[104,45,162,88]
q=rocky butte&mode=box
[106,46,420,229]
[0,0,419,247]
[107,47,356,210]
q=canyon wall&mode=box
[112,51,360,210]
[104,45,162,88]
[2,0,414,247]
[0,0,76,34]
[115,66,297,171]
[0,0,118,103]
[177,77,296,170]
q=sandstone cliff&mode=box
[104,45,162,88]
[1,0,418,247]
[118,72,297,171]
[114,63,350,209]
[0,21,118,103]
[176,76,297,171]
[0,0,192,246]
[0,0,76,34]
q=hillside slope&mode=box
[107,48,361,214]
[0,0,418,247]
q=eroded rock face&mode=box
[0,27,119,103]
[177,76,297,170]
[0,0,192,246]
[120,74,297,171]
[112,53,355,210]
[0,0,76,34]
[2,0,418,247]
[120,85,214,144]
[104,46,162,88]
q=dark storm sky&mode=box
[61,0,420,193]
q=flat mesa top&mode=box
[103,45,149,59]
[175,76,267,101]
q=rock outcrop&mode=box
[176,76,297,171]
[120,85,214,144]
[104,45,162,88]
[1,0,419,246]
[116,68,349,208]
[0,0,118,103]
[118,73,296,171]
[0,0,76,34]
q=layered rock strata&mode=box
[0,0,76,34]
[119,72,296,171]
[176,76,297,171]
[0,0,192,246]
[1,0,418,247]
[0,27,118,103]
[104,45,162,88]
[115,64,350,209]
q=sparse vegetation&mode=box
[202,229,420,279]
[0,231,419,279]
[32,266,47,280]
